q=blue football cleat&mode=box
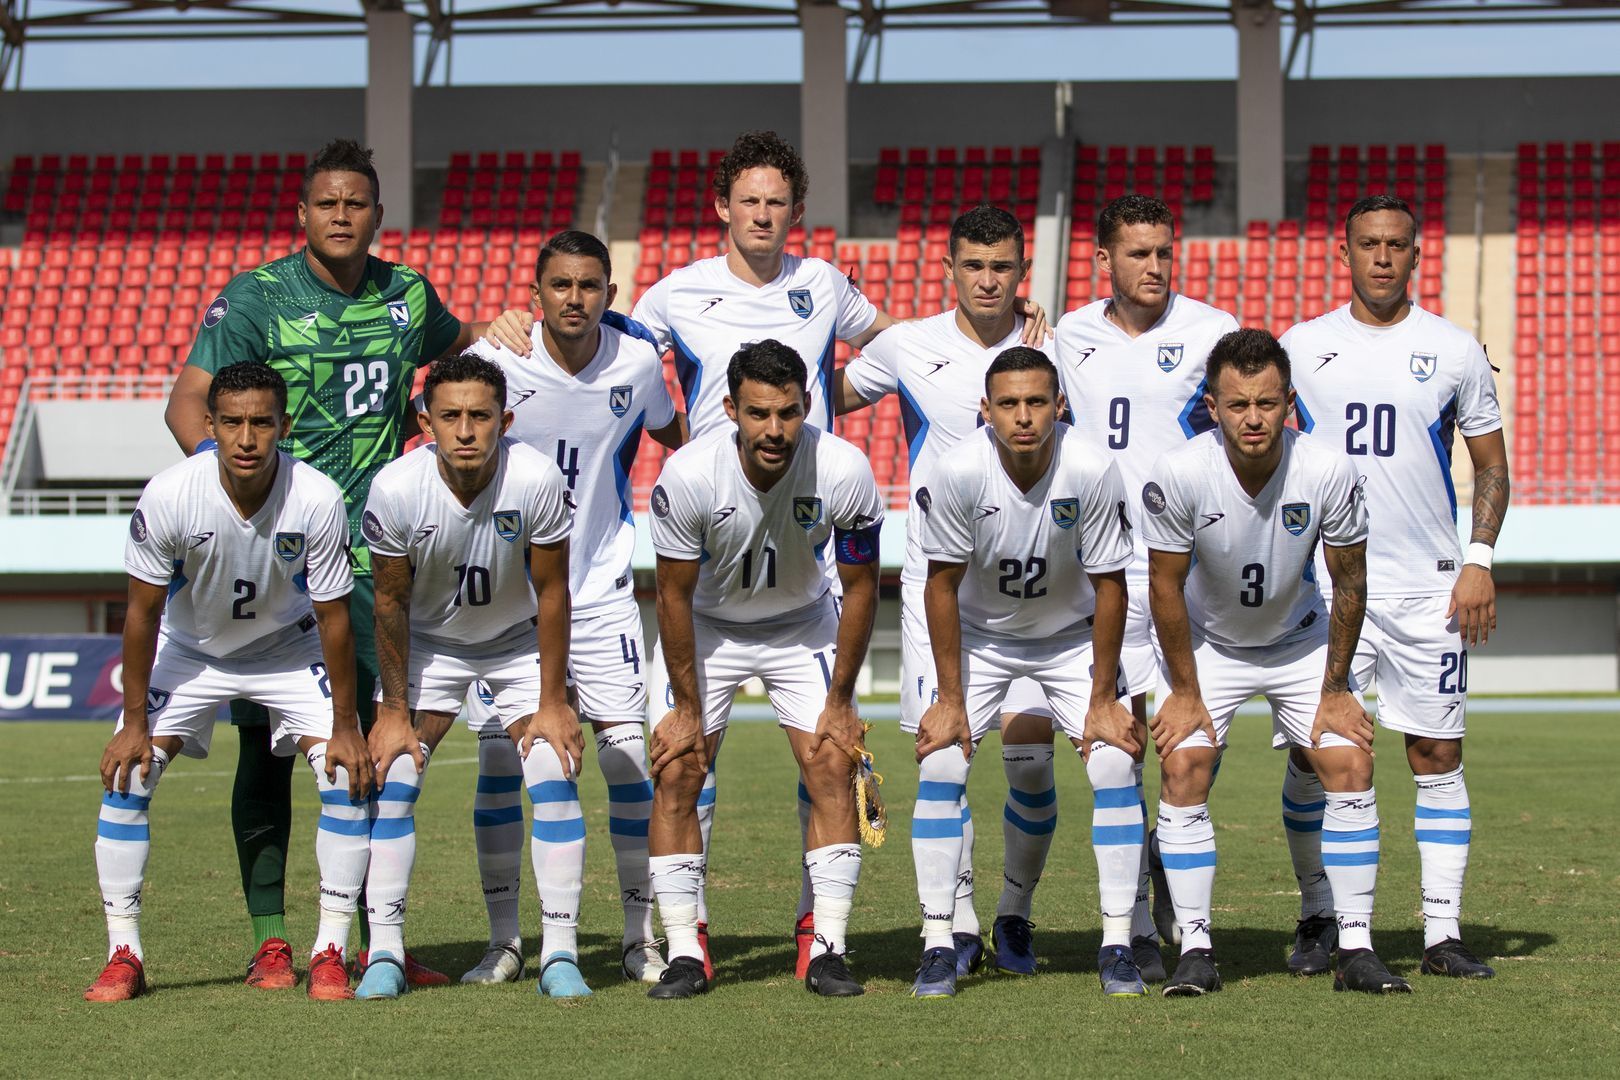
[354,951,407,1000]
[538,954,593,998]
[1098,944,1148,997]
[992,915,1037,975]
[952,933,985,979]
[912,947,959,998]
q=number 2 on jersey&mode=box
[997,557,1048,599]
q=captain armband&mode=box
[833,523,882,566]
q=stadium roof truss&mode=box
[3,0,1620,88]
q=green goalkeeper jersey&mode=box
[186,251,463,575]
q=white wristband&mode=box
[1464,542,1494,570]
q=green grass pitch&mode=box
[2,711,1617,1078]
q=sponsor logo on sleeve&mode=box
[202,297,229,328]
[650,485,671,519]
[915,487,932,514]
[361,510,385,545]
[129,509,148,543]
[1142,482,1167,516]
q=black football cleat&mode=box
[1420,938,1495,979]
[1334,949,1413,994]
[1132,935,1167,984]
[804,951,864,997]
[1147,828,1179,946]
[1288,914,1339,976]
[647,956,710,1000]
[1162,948,1222,997]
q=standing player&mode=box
[1145,328,1408,996]
[1053,194,1239,975]
[643,340,884,999]
[87,363,373,1002]
[1281,195,1509,979]
[835,205,1060,979]
[165,139,526,988]
[356,353,578,1000]
[910,348,1141,999]
[465,230,685,985]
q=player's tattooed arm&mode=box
[650,556,709,777]
[1322,541,1369,694]
[523,538,583,779]
[1452,429,1510,646]
[916,560,973,762]
[1146,548,1218,757]
[369,552,424,774]
[311,594,374,797]
[101,577,167,794]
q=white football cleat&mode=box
[622,940,668,984]
[461,943,525,984]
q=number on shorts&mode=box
[740,544,777,589]
[1239,562,1265,607]
[1438,651,1468,694]
[309,662,332,699]
[232,578,257,620]
[619,633,641,674]
[453,563,492,607]
[813,647,837,689]
[997,556,1048,599]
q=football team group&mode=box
[83,130,1510,1004]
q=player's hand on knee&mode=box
[369,704,425,777]
[1015,297,1051,343]
[1150,693,1215,758]
[522,700,584,780]
[1311,690,1375,755]
[101,723,154,794]
[809,695,861,764]
[1081,699,1141,760]
[324,726,375,798]
[649,707,707,779]
[1447,565,1495,647]
[484,308,536,355]
[915,699,972,762]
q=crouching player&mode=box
[88,362,374,1001]
[357,352,579,999]
[1144,329,1408,996]
[910,348,1143,998]
[645,340,884,999]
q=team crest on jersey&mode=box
[793,497,823,531]
[1049,498,1079,530]
[788,289,814,320]
[387,301,411,329]
[1157,343,1185,372]
[494,510,522,542]
[146,687,171,713]
[609,385,633,418]
[1281,502,1311,536]
[275,532,305,562]
[1409,351,1437,382]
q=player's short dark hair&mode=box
[301,138,380,203]
[1344,194,1417,243]
[727,339,807,400]
[1097,194,1175,248]
[950,204,1025,263]
[714,131,808,207]
[984,346,1060,397]
[208,362,287,415]
[422,351,507,410]
[1204,328,1292,394]
[535,229,612,283]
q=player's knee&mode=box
[1159,749,1214,804]
[800,753,855,807]
[653,756,707,807]
[1406,735,1461,774]
[1000,712,1056,744]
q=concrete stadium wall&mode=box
[2,77,1615,163]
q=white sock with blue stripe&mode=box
[1415,767,1470,948]
[308,744,368,957]
[525,739,586,959]
[596,726,655,946]
[1085,744,1143,948]
[366,746,429,959]
[996,744,1056,921]
[1322,789,1379,952]
[1157,801,1216,952]
[694,741,720,925]
[796,780,815,921]
[473,734,525,951]
[1282,758,1333,919]
[1130,760,1158,941]
[913,748,971,949]
[805,843,861,958]
[954,796,981,937]
[95,745,170,960]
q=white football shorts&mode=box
[1345,594,1469,739]
[382,641,540,735]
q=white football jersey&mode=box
[470,315,676,614]
[631,254,878,438]
[920,424,1133,642]
[362,440,572,657]
[843,309,1047,589]
[650,425,885,628]
[1054,293,1239,577]
[1284,304,1503,598]
[126,452,353,661]
[1141,429,1368,649]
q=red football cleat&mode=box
[245,937,296,990]
[794,912,816,980]
[307,944,353,1001]
[354,949,451,988]
[84,945,147,1002]
[696,921,715,981]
